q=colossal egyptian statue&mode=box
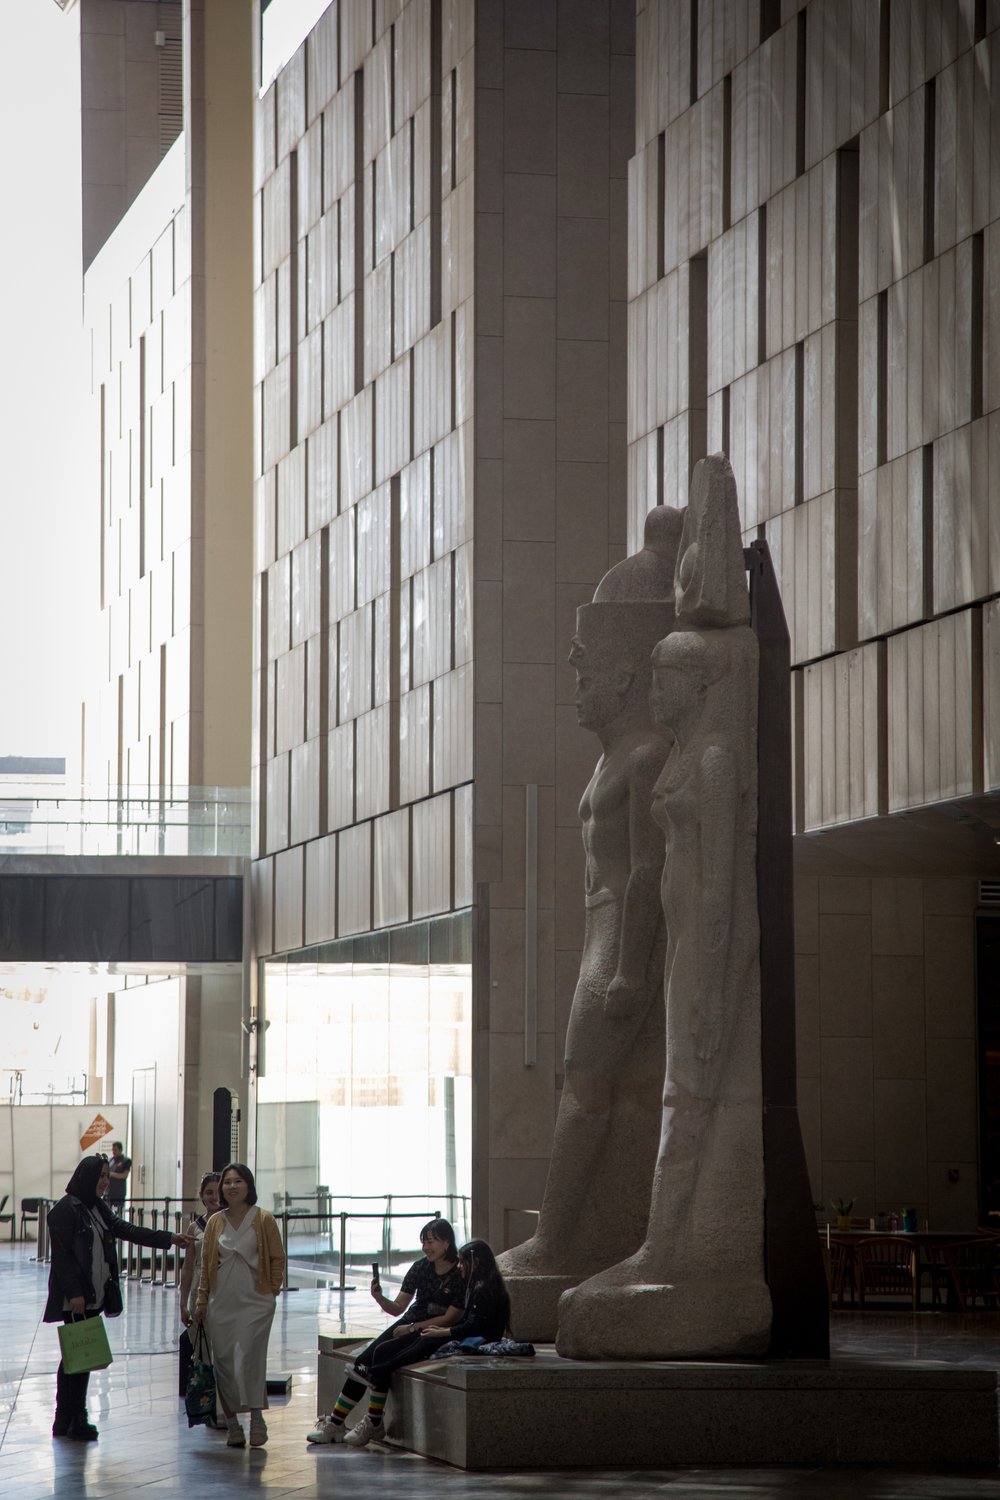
[557,454,773,1360]
[497,508,682,1341]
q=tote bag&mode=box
[184,1325,217,1428]
[58,1316,114,1375]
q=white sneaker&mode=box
[226,1422,246,1448]
[306,1416,346,1444]
[249,1415,268,1447]
[344,1415,385,1447]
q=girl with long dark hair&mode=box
[307,1216,465,1448]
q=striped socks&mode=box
[368,1389,388,1426]
[331,1390,359,1426]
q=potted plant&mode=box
[831,1197,854,1231]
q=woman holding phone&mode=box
[307,1216,464,1447]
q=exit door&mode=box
[131,1066,156,1202]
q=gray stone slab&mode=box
[316,1342,1000,1470]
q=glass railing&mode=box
[0,783,252,857]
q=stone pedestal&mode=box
[316,1336,1000,1471]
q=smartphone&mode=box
[371,1261,381,1284]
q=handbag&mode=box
[58,1315,114,1375]
[184,1324,217,1428]
[103,1277,124,1318]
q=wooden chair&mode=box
[827,1236,855,1308]
[938,1239,1000,1311]
[854,1236,918,1310]
[0,1195,15,1241]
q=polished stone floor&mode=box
[3,1239,1000,1499]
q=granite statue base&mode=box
[318,1334,1000,1470]
[501,1273,581,1342]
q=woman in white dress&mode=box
[195,1162,285,1448]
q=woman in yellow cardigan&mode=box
[195,1162,285,1448]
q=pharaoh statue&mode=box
[557,454,773,1360]
[498,507,683,1341]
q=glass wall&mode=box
[256,911,472,1286]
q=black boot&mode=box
[68,1411,99,1441]
[52,1409,72,1438]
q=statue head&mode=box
[675,454,750,628]
[571,602,675,733]
[650,624,758,744]
[594,506,685,603]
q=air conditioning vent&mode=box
[979,880,1000,906]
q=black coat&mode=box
[44,1194,174,1323]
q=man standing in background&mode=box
[105,1142,131,1212]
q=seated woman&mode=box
[309,1233,511,1449]
[307,1216,465,1447]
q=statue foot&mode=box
[556,1272,772,1361]
[498,1239,591,1342]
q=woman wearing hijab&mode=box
[44,1154,190,1441]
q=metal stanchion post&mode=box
[336,1212,356,1292]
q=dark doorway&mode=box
[976,912,1000,1224]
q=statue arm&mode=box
[605,744,667,1017]
[688,742,739,1073]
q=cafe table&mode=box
[817,1228,998,1310]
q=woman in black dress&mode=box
[44,1154,189,1440]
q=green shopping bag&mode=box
[58,1315,114,1375]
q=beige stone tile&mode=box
[553,824,585,951]
[475,701,503,826]
[924,914,975,1038]
[795,953,821,1078]
[304,833,337,946]
[412,793,452,918]
[504,0,556,50]
[926,1037,978,1161]
[503,48,557,176]
[475,579,502,703]
[503,297,556,421]
[922,876,979,914]
[871,878,924,956]
[873,1078,928,1205]
[557,93,609,219]
[475,458,503,580]
[433,663,474,789]
[252,856,274,958]
[454,784,473,908]
[557,217,610,342]
[327,721,355,830]
[373,808,410,929]
[338,822,372,935]
[820,1035,874,1162]
[818,914,873,1037]
[474,821,503,885]
[290,739,321,845]
[489,907,527,1033]
[557,340,609,464]
[503,666,560,786]
[818,875,872,913]
[486,1155,552,1249]
[872,955,926,1080]
[794,873,819,954]
[273,846,304,954]
[927,1161,980,1232]
[489,1030,556,1158]
[399,685,431,804]
[502,541,554,663]
[504,174,556,298]
[502,420,556,541]
[475,335,504,458]
[558,0,609,93]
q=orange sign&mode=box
[79,1114,115,1152]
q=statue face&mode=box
[651,657,699,731]
[574,661,629,730]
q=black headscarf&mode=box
[65,1155,107,1208]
